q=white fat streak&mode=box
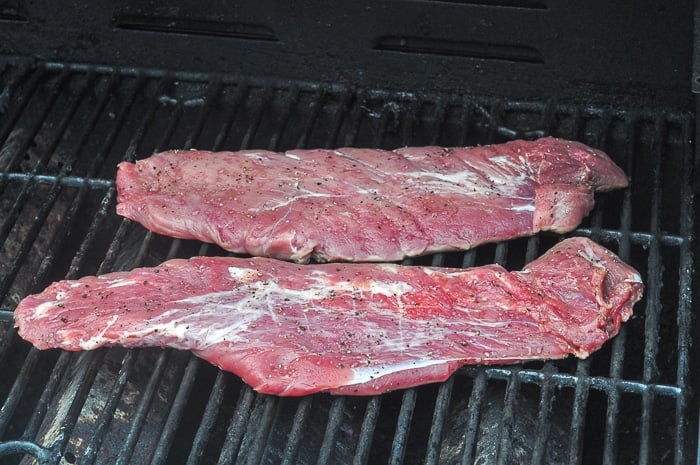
[285,152,301,160]
[309,269,413,297]
[121,300,260,349]
[228,267,259,282]
[576,242,643,285]
[508,204,536,212]
[404,171,482,195]
[405,154,530,197]
[78,315,119,350]
[406,170,482,185]
[32,301,59,318]
[368,281,413,297]
[421,267,466,277]
[258,189,339,211]
[94,269,418,350]
[375,263,401,273]
[107,280,137,289]
[349,358,452,385]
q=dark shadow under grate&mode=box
[0,61,696,465]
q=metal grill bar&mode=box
[574,228,687,249]
[458,366,683,396]
[0,69,70,182]
[239,87,272,150]
[115,351,170,465]
[398,99,419,148]
[424,378,454,465]
[459,369,488,465]
[566,360,591,465]
[0,440,54,464]
[637,117,667,465]
[0,317,14,364]
[3,70,134,293]
[0,62,34,117]
[212,81,248,151]
[242,395,277,465]
[149,356,201,465]
[0,65,46,150]
[215,387,255,465]
[0,172,108,189]
[643,117,666,384]
[0,73,114,300]
[67,187,118,276]
[428,100,449,145]
[352,396,381,465]
[0,176,116,458]
[496,373,521,465]
[318,89,350,149]
[316,397,347,465]
[0,349,39,437]
[602,116,638,465]
[267,85,299,151]
[388,388,417,465]
[81,350,137,464]
[44,351,108,463]
[279,396,312,465]
[531,362,556,465]
[0,70,89,242]
[270,86,301,152]
[124,77,172,163]
[184,80,224,149]
[340,89,366,147]
[673,115,695,465]
[186,371,227,465]
[296,88,325,148]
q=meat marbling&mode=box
[14,237,642,396]
[116,138,628,263]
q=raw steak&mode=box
[14,237,642,396]
[116,138,628,263]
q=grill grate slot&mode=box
[0,61,696,465]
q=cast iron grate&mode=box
[0,61,696,465]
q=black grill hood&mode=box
[0,0,693,110]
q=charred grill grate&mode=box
[0,61,696,465]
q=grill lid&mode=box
[0,1,693,108]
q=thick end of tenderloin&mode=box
[527,137,629,191]
[521,237,643,358]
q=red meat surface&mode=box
[14,237,642,396]
[116,138,628,263]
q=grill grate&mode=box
[0,61,696,465]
